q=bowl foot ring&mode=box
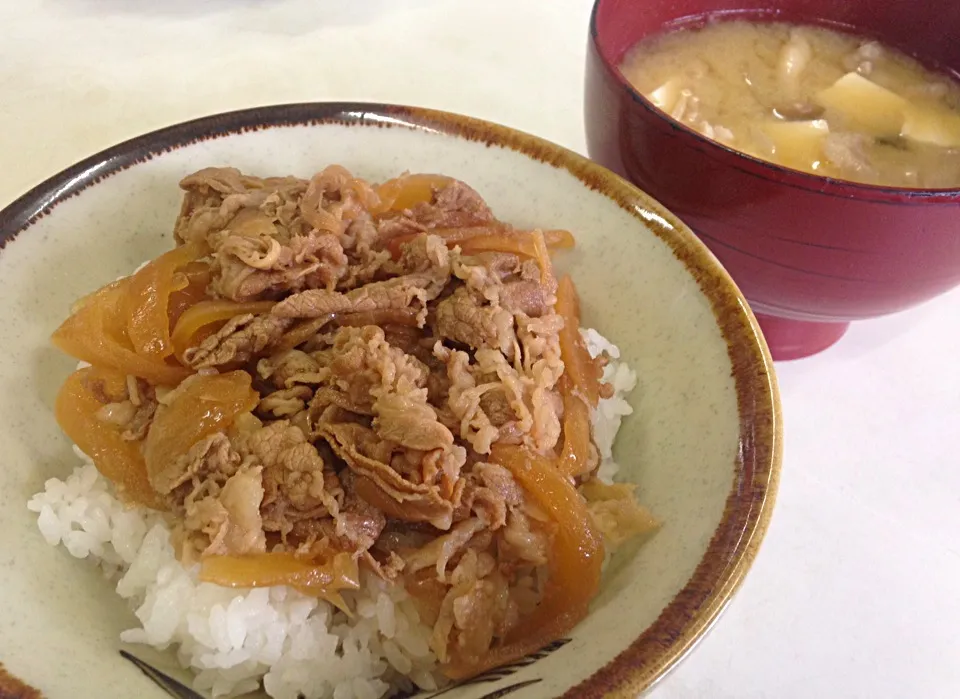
[756,314,849,360]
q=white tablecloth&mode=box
[3,1,958,697]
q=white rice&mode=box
[27,329,636,699]
[582,328,638,484]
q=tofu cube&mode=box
[901,103,960,148]
[647,78,682,113]
[815,72,908,137]
[760,119,830,171]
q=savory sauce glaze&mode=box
[621,20,960,188]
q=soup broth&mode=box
[620,20,960,188]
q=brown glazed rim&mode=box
[0,102,782,699]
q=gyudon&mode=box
[31,166,657,699]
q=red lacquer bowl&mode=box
[585,0,960,360]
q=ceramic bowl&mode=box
[0,103,780,699]
[585,0,960,360]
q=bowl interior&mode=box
[0,106,778,699]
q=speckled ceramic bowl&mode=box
[0,104,780,699]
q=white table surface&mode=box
[3,1,959,698]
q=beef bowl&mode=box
[0,103,780,699]
[585,0,960,360]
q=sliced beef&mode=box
[376,214,426,242]
[413,181,495,229]
[94,377,158,442]
[451,253,512,305]
[335,472,387,553]
[499,280,549,317]
[471,252,521,280]
[271,271,447,321]
[183,313,293,369]
[211,225,348,302]
[477,387,515,427]
[157,431,241,497]
[404,517,485,579]
[338,218,392,290]
[376,180,495,242]
[450,578,501,662]
[458,462,524,531]
[235,420,341,536]
[309,326,429,421]
[177,165,389,303]
[433,287,515,356]
[361,549,407,582]
[475,462,523,507]
[121,392,158,442]
[174,168,308,246]
[389,233,453,276]
[320,422,455,531]
[461,482,508,530]
[373,391,454,452]
[434,345,500,455]
[512,315,565,452]
[257,349,327,389]
[181,464,267,558]
[329,325,427,389]
[308,386,377,424]
[299,165,379,235]
[256,386,313,419]
[499,509,551,566]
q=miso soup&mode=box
[620,21,960,188]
